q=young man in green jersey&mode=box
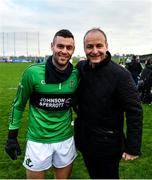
[5,29,79,179]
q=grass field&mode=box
[0,62,152,179]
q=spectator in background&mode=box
[126,55,142,85]
[139,59,152,104]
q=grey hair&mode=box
[83,28,107,43]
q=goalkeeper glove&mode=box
[5,129,21,160]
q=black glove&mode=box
[5,129,21,160]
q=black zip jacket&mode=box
[74,52,143,157]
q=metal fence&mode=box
[0,32,40,58]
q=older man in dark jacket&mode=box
[74,28,143,179]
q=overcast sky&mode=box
[0,0,152,57]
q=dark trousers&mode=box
[82,152,121,179]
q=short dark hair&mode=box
[53,29,74,44]
[84,28,107,43]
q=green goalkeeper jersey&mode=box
[9,62,79,143]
